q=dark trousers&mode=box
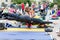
[2,13,52,24]
[0,11,3,18]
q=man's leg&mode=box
[31,18,44,24]
[31,18,52,24]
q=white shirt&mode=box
[40,4,43,10]
[26,3,29,7]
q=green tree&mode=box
[12,0,31,6]
[54,0,60,8]
[49,3,54,8]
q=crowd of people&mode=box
[0,2,59,28]
[0,2,58,17]
[0,2,59,19]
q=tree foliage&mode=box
[54,0,60,8]
[12,0,31,6]
[49,3,54,8]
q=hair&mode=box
[25,7,30,12]
[58,5,60,10]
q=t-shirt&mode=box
[3,8,9,13]
[21,3,24,10]
[52,10,55,14]
[40,4,43,10]
[9,8,15,14]
[57,10,60,16]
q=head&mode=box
[58,8,60,10]
[25,7,30,12]
[58,5,60,10]
[21,3,24,5]
[2,7,5,10]
[5,7,8,9]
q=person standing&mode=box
[25,2,29,7]
[54,3,58,12]
[57,8,60,16]
[21,3,25,15]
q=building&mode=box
[0,0,12,6]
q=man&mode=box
[21,3,25,15]
[2,13,52,28]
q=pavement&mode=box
[0,19,60,40]
[0,32,53,40]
